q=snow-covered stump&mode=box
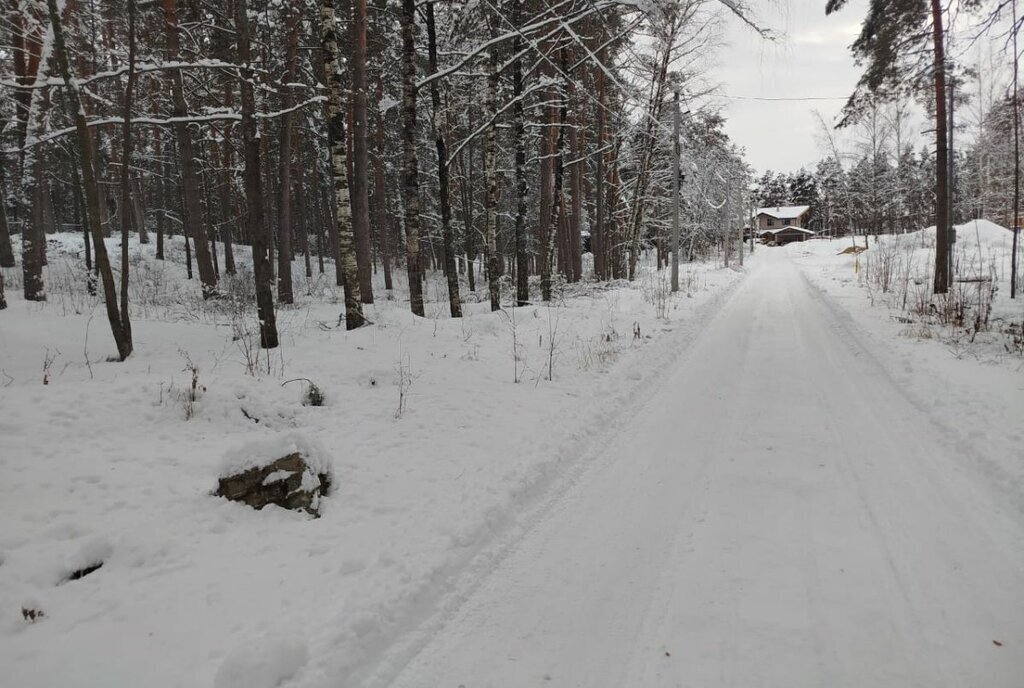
[215,434,333,517]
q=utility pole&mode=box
[671,89,681,292]
[724,175,732,267]
[948,62,956,284]
[737,181,744,266]
[749,198,755,253]
[1012,0,1020,298]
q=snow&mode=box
[0,233,745,687]
[754,204,810,219]
[262,470,293,485]
[760,225,815,234]
[2,230,1021,687]
[371,249,1024,688]
[219,432,332,477]
[787,225,1024,511]
[60,537,113,584]
[213,635,309,688]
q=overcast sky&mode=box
[712,0,868,175]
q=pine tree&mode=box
[826,0,956,291]
[237,0,279,347]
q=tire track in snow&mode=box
[344,270,752,688]
[357,253,1024,688]
[795,256,1024,685]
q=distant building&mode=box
[750,206,816,245]
[751,205,811,232]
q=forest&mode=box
[2,3,1024,686]
[0,0,1020,354]
[0,0,752,357]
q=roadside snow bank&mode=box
[788,231,1024,517]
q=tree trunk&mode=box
[568,62,583,283]
[132,176,147,244]
[321,0,365,328]
[351,0,375,304]
[221,84,237,275]
[263,133,276,283]
[1011,0,1020,298]
[294,128,313,279]
[91,131,111,240]
[154,110,165,260]
[47,0,131,359]
[204,169,220,279]
[374,77,394,291]
[10,5,41,176]
[311,154,325,275]
[163,0,217,297]
[22,175,45,300]
[400,0,425,316]
[594,61,607,280]
[118,0,137,353]
[484,33,501,311]
[0,161,14,267]
[236,0,278,348]
[75,183,93,278]
[277,5,298,305]
[459,114,477,293]
[538,82,556,301]
[0,146,12,314]
[426,1,462,317]
[608,138,625,279]
[19,49,50,301]
[512,0,529,305]
[931,0,950,294]
[543,51,569,302]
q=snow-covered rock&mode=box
[215,433,333,516]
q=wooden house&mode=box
[752,205,811,232]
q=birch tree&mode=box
[351,0,375,305]
[321,0,365,329]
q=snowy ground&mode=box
[2,233,1022,687]
[789,223,1024,510]
[0,235,746,688]
[371,249,1024,688]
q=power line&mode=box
[720,94,848,101]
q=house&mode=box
[752,205,811,232]
[759,225,816,245]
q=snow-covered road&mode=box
[371,250,1024,688]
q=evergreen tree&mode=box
[826,0,967,292]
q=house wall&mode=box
[754,211,809,230]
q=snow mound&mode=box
[956,219,1014,249]
[212,634,309,688]
[218,432,332,478]
[60,536,113,584]
[919,219,1013,249]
